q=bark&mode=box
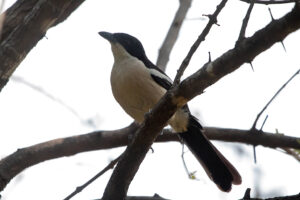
[0,0,85,92]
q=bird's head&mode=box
[99,31,147,62]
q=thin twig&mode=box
[63,154,122,200]
[251,68,300,130]
[237,0,255,42]
[281,148,300,162]
[181,144,198,180]
[173,0,228,86]
[11,75,95,127]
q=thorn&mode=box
[260,115,268,131]
[280,40,287,52]
[202,14,219,26]
[243,188,251,199]
[208,51,211,62]
[253,145,257,164]
[268,7,274,21]
[249,62,254,72]
[150,147,154,153]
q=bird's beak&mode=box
[98,31,115,43]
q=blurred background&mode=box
[0,0,299,199]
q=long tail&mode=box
[178,116,242,192]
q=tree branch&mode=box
[173,0,228,85]
[241,188,300,200]
[0,0,299,198]
[251,68,300,129]
[0,0,85,92]
[96,194,171,200]
[64,154,122,200]
[0,125,299,192]
[101,4,300,199]
[174,3,300,102]
[239,0,298,4]
[156,0,192,71]
[237,0,255,42]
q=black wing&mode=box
[142,59,172,90]
[150,72,172,90]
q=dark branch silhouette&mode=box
[173,0,228,85]
[237,0,255,42]
[239,0,298,4]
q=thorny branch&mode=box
[101,3,300,199]
[173,0,229,86]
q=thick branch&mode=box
[241,188,300,200]
[0,0,85,92]
[102,4,300,199]
[100,195,171,200]
[0,123,138,191]
[0,126,299,192]
[239,0,298,4]
[175,4,300,101]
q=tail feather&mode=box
[178,116,242,192]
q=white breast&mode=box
[111,56,166,123]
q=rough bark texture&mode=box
[0,0,85,92]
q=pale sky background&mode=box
[0,0,299,200]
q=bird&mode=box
[98,31,242,192]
